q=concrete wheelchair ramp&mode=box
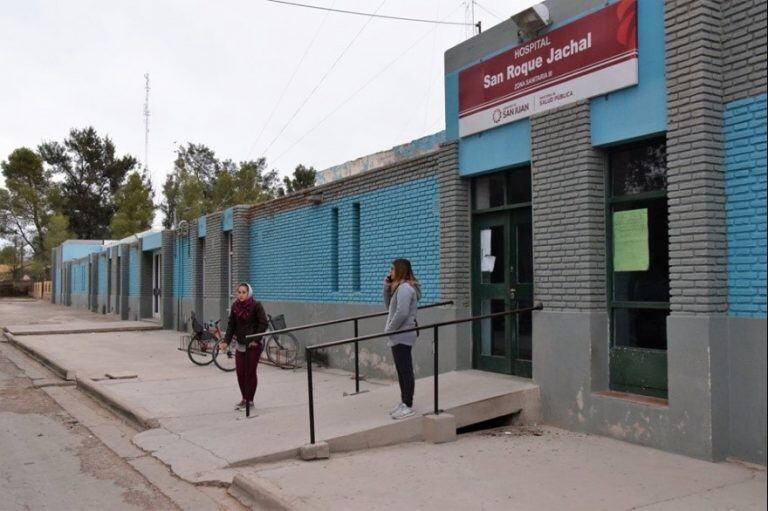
[131,370,540,482]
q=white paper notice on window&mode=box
[480,229,492,257]
[481,255,496,273]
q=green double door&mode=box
[472,209,534,377]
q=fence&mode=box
[30,280,52,300]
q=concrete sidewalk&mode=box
[2,300,765,510]
[232,425,766,511]
[5,324,540,483]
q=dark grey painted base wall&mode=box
[534,311,767,465]
[70,294,89,310]
[260,301,471,380]
[728,317,767,465]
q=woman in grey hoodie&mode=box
[383,258,422,420]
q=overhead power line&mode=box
[475,1,504,21]
[245,1,335,158]
[266,0,474,27]
[259,0,388,158]
[271,1,467,165]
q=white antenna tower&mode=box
[143,73,151,179]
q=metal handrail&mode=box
[245,300,454,391]
[303,302,544,444]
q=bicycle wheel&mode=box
[266,332,300,368]
[213,342,237,372]
[188,336,215,366]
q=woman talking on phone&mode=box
[383,258,421,420]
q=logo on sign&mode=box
[492,103,530,124]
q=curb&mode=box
[3,331,74,380]
[7,325,163,336]
[229,474,293,511]
[76,376,161,431]
[3,330,160,431]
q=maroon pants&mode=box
[235,344,262,402]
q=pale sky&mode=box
[1,0,537,225]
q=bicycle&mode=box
[185,312,222,367]
[184,312,237,372]
[261,314,300,369]
[212,314,300,371]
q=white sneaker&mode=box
[389,402,405,415]
[391,405,415,420]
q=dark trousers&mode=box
[235,344,263,402]
[391,344,414,408]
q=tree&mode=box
[160,173,179,229]
[282,164,317,194]
[38,127,138,239]
[0,147,53,259]
[161,145,285,228]
[110,171,155,238]
[0,245,19,279]
[173,168,206,226]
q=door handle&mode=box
[509,287,516,299]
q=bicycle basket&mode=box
[190,313,206,335]
[270,314,286,330]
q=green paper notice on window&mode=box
[613,208,649,272]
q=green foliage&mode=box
[283,164,317,194]
[0,147,54,259]
[160,144,287,227]
[110,171,155,238]
[0,245,17,265]
[38,127,138,239]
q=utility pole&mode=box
[471,0,475,32]
[143,73,151,179]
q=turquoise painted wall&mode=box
[70,260,89,295]
[222,208,234,232]
[590,0,666,146]
[725,94,767,317]
[198,216,207,237]
[98,255,108,296]
[142,232,162,251]
[173,236,191,298]
[249,177,440,304]
[128,246,140,297]
[62,242,103,262]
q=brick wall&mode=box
[437,141,471,308]
[665,0,728,315]
[173,235,191,298]
[189,223,204,318]
[161,231,175,329]
[249,179,441,304]
[722,0,767,103]
[128,244,140,297]
[70,259,89,295]
[722,0,767,317]
[531,101,606,312]
[109,247,119,315]
[98,253,108,296]
[232,205,251,294]
[248,144,466,307]
[724,94,767,316]
[203,212,228,322]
